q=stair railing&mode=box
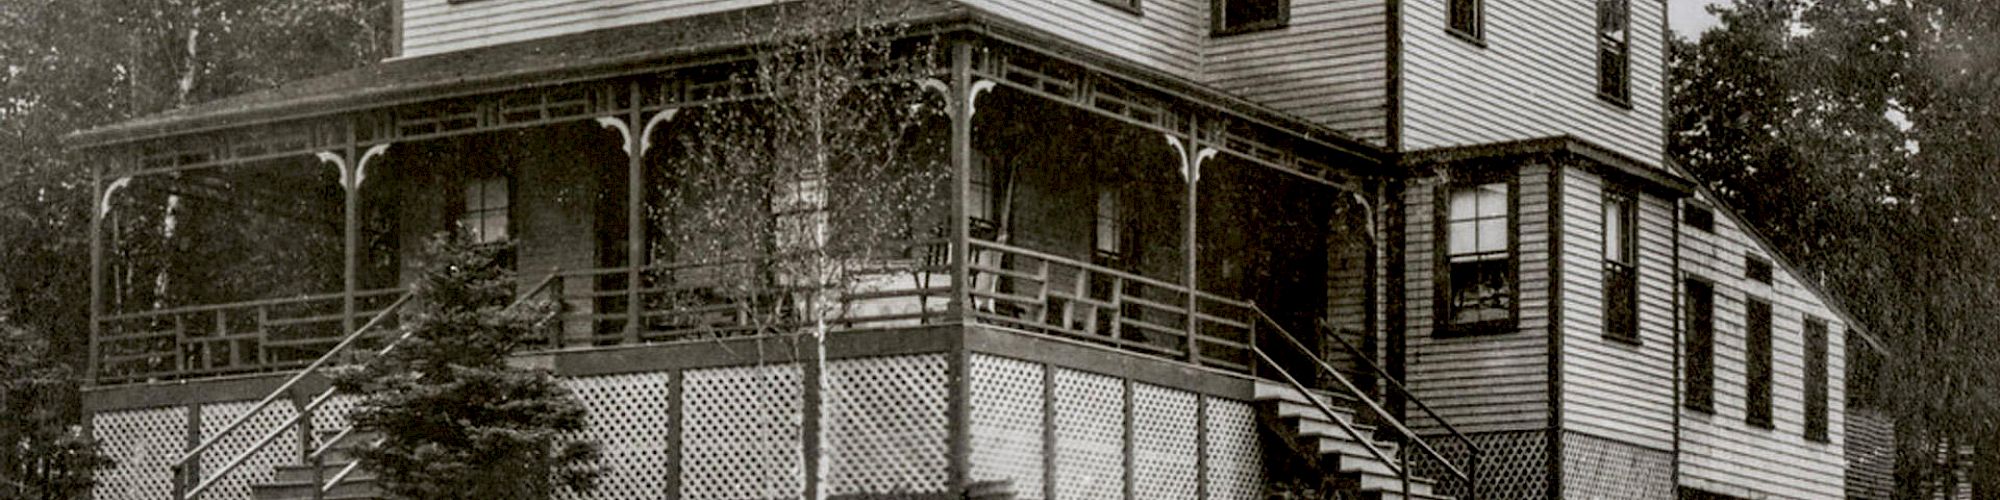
[1318,319,1484,500]
[170,272,563,500]
[1248,305,1483,500]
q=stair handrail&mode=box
[170,289,413,499]
[172,272,563,500]
[1248,305,1475,486]
[1318,319,1485,481]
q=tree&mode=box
[0,324,111,500]
[331,234,600,500]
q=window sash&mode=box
[1442,181,1513,329]
[463,177,510,244]
[1449,0,1482,38]
[1596,0,1631,102]
[1805,318,1830,441]
[1685,279,1715,411]
[1746,298,1774,428]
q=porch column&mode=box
[342,128,359,336]
[1167,117,1215,366]
[627,83,645,344]
[945,40,973,493]
[88,160,106,383]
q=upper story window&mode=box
[1603,190,1639,343]
[1597,0,1632,104]
[462,176,511,245]
[1441,181,1513,333]
[1745,297,1775,429]
[1746,255,1773,284]
[1214,0,1289,35]
[1449,0,1483,42]
[1684,277,1715,412]
[1097,0,1143,15]
[1685,204,1714,232]
[1804,317,1830,442]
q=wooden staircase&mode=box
[1252,380,1451,500]
[249,431,383,500]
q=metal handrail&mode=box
[173,272,562,500]
[1320,320,1486,458]
[1248,306,1475,486]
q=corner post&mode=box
[1182,115,1201,366]
[626,82,646,344]
[88,158,106,384]
[946,40,975,493]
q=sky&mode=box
[1670,0,1730,39]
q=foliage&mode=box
[1669,1,2000,496]
[0,325,112,500]
[331,233,599,500]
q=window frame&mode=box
[1093,187,1125,265]
[1097,0,1144,16]
[1804,317,1830,442]
[1684,204,1715,233]
[1434,174,1519,337]
[1745,297,1775,429]
[460,175,512,246]
[1602,189,1640,344]
[1212,0,1290,36]
[1447,0,1485,44]
[1684,277,1716,412]
[1595,0,1633,106]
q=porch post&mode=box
[1183,115,1201,366]
[342,121,360,336]
[88,159,106,384]
[626,82,645,344]
[945,40,974,493]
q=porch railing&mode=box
[95,288,406,384]
[965,239,1258,373]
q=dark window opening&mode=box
[1746,298,1774,428]
[1096,0,1143,15]
[1746,256,1773,284]
[1604,191,1639,343]
[1805,317,1830,442]
[1596,0,1631,104]
[1214,0,1289,35]
[1684,278,1715,412]
[1685,204,1714,232]
[1449,0,1483,41]
[1440,181,1514,334]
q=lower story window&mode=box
[462,176,510,245]
[1442,181,1514,330]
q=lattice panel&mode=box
[556,372,673,500]
[94,407,187,500]
[1132,383,1199,500]
[969,354,1046,500]
[1408,430,1548,500]
[682,364,803,500]
[1052,368,1125,499]
[1563,432,1674,500]
[1203,398,1263,500]
[823,355,951,496]
[200,400,301,500]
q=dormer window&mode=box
[1449,0,1483,41]
[462,176,511,245]
[1597,0,1632,104]
[1213,0,1288,35]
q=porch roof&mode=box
[64,0,1389,169]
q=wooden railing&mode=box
[95,288,406,384]
[965,239,1258,373]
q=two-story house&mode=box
[67,0,1894,498]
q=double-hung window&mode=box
[1603,190,1639,343]
[462,176,511,245]
[1449,0,1483,41]
[1746,297,1775,428]
[1684,278,1715,411]
[1442,181,1513,332]
[1805,317,1830,441]
[1597,0,1632,104]
[1094,188,1124,265]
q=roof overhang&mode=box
[1403,135,1695,197]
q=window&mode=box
[1094,188,1123,263]
[1597,0,1632,104]
[1746,298,1774,429]
[969,154,997,238]
[1684,278,1715,411]
[1214,0,1288,34]
[1685,204,1714,232]
[1442,181,1513,331]
[1096,0,1142,15]
[1603,191,1639,342]
[1449,0,1482,41]
[462,176,510,245]
[1805,317,1830,442]
[1746,256,1773,284]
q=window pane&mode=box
[464,182,483,213]
[1603,200,1623,260]
[1449,187,1477,220]
[487,179,509,208]
[1450,258,1510,324]
[1448,221,1477,256]
[1477,218,1507,253]
[1095,191,1119,254]
[1477,183,1508,218]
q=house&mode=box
[65,0,1894,498]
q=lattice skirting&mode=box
[1562,431,1674,500]
[93,407,187,500]
[1407,429,1550,500]
[966,354,1263,500]
[822,354,951,496]
[681,363,805,500]
[556,372,673,500]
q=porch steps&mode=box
[249,431,382,500]
[1252,380,1453,500]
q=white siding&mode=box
[1403,162,1552,434]
[400,0,768,57]
[1556,168,1676,453]
[1397,0,1665,165]
[1204,0,1390,145]
[1677,191,1848,499]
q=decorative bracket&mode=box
[918,78,998,119]
[595,116,634,156]
[316,144,392,192]
[97,176,134,217]
[1164,135,1218,184]
[640,109,680,156]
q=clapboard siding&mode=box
[1402,163,1551,434]
[1556,168,1676,453]
[1204,0,1390,145]
[1397,0,1664,165]
[1677,191,1849,499]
